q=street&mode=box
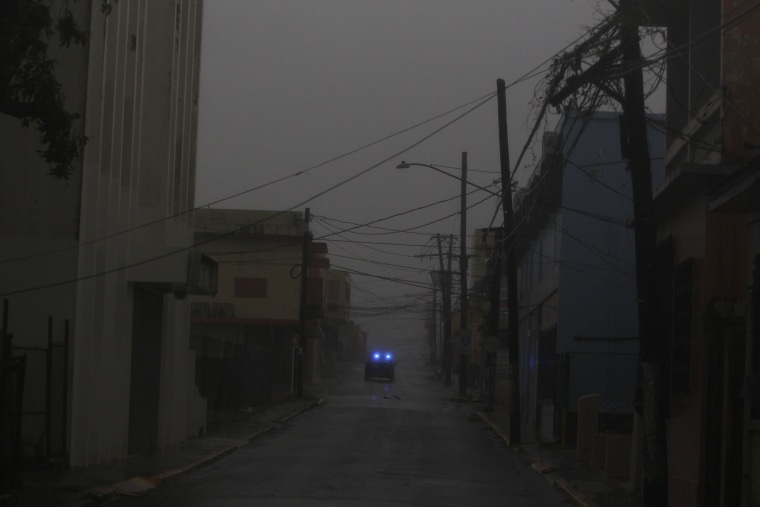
[110,341,570,506]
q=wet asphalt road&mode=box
[110,342,570,506]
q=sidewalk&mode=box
[8,396,324,507]
[476,403,643,507]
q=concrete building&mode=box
[323,270,366,363]
[513,111,665,444]
[191,209,329,401]
[325,270,352,325]
[0,1,209,466]
[645,1,760,504]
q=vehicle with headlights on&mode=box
[364,351,395,381]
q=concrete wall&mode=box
[645,1,760,503]
[557,112,664,411]
[325,270,351,323]
[516,111,664,439]
[69,0,205,466]
[722,0,760,159]
[1,0,205,466]
[0,0,91,327]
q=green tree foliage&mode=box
[0,0,89,179]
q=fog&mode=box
[195,1,613,341]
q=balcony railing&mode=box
[213,303,235,318]
[191,302,210,317]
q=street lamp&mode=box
[396,152,472,397]
[395,161,500,197]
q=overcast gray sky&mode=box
[195,1,613,345]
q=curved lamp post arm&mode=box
[396,154,471,397]
[396,161,500,197]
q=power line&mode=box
[0,91,497,267]
[316,191,496,239]
[15,1,748,301]
[313,219,421,261]
[1,93,497,297]
[325,239,438,249]
[328,263,433,291]
[324,252,429,274]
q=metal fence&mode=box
[2,302,69,482]
[11,317,70,466]
[193,336,274,416]
[1,339,25,485]
[191,302,235,318]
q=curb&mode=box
[553,479,597,507]
[75,488,120,507]
[78,398,325,506]
[277,398,325,424]
[476,412,597,507]
[476,411,511,445]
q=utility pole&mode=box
[497,78,521,444]
[430,277,437,365]
[545,3,668,501]
[459,152,469,397]
[619,2,668,503]
[425,234,453,382]
[446,236,453,386]
[296,208,312,397]
[434,235,444,368]
[437,234,453,386]
[484,228,503,413]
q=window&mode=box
[234,277,267,298]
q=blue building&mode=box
[515,110,665,443]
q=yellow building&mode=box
[191,209,328,403]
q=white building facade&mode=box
[0,1,208,466]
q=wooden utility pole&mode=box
[618,2,668,503]
[296,208,312,397]
[459,152,469,397]
[547,3,669,501]
[544,4,669,499]
[430,277,437,364]
[444,236,454,386]
[484,227,504,413]
[497,78,521,444]
[436,234,453,384]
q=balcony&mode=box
[190,302,235,319]
[191,302,210,317]
[213,303,235,318]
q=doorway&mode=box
[128,287,163,455]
